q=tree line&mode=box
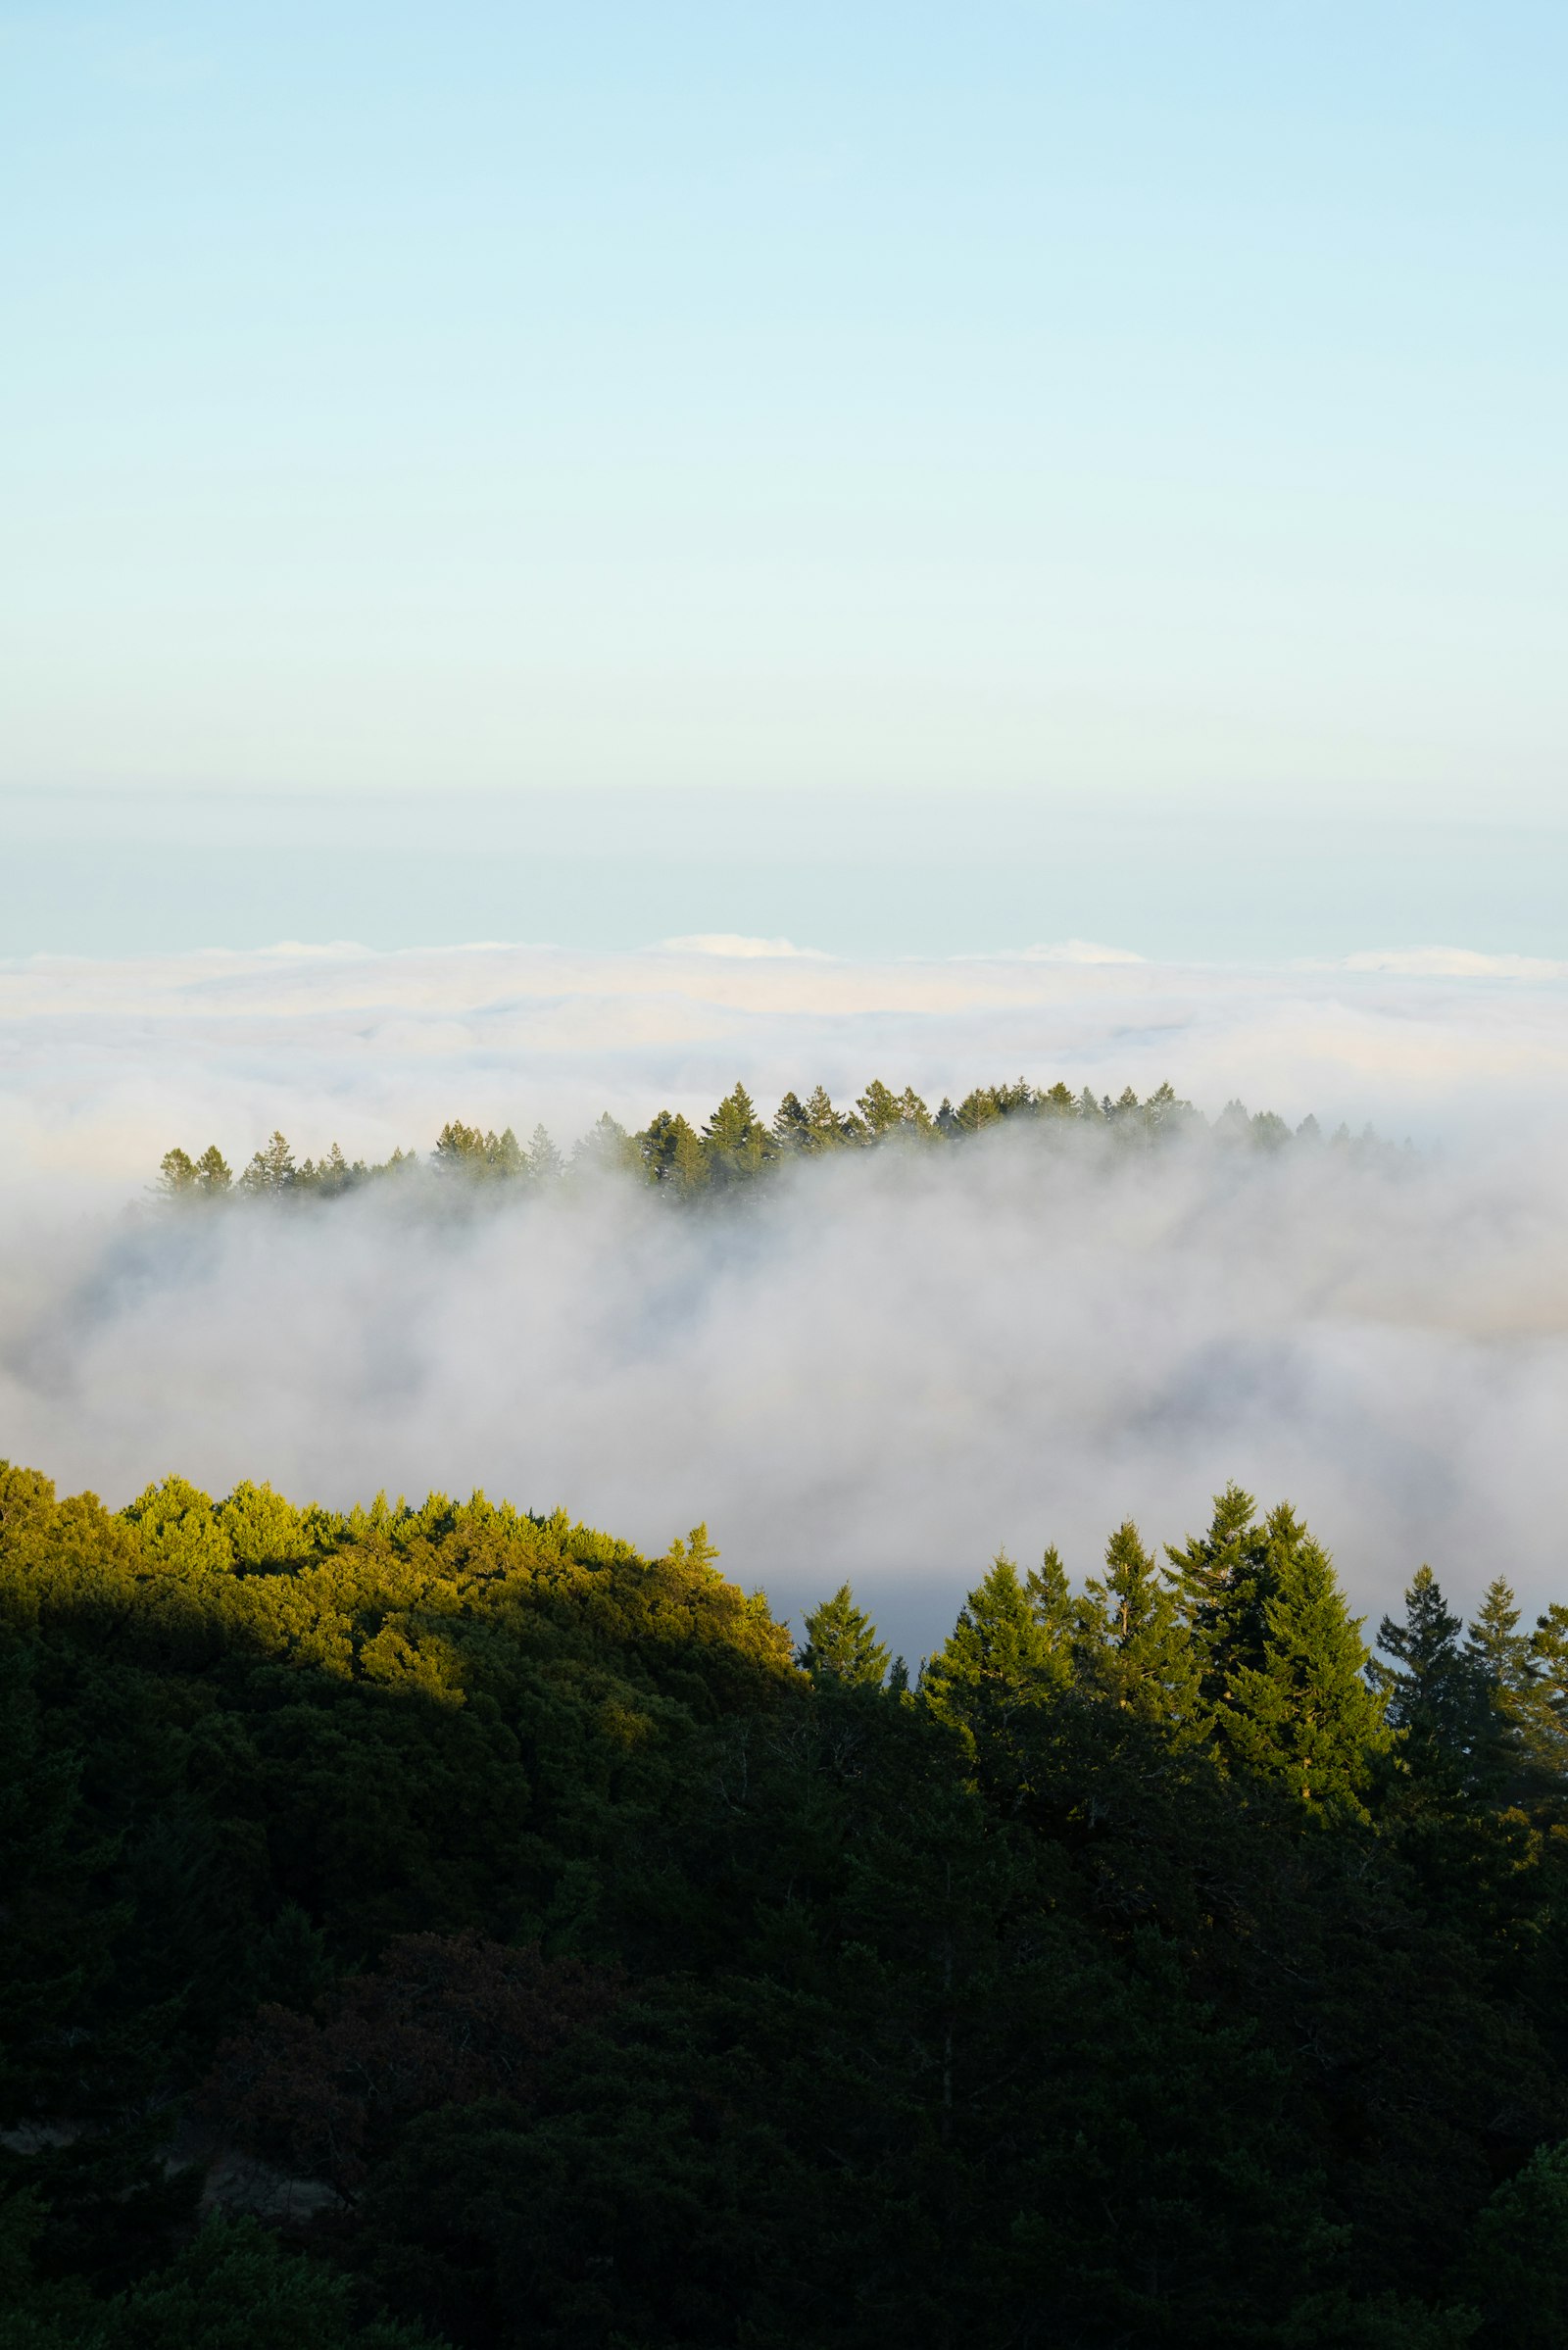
[157,1077,1390,1204]
[3,1459,1566,2346]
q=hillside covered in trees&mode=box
[155,1075,1392,1206]
[4,1462,1568,2347]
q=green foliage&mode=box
[158,1074,1397,1224]
[3,1460,1566,2347]
[1447,2138,1568,2346]
[1079,1518,1202,1730]
[1222,1513,1390,1817]
[797,1583,890,1688]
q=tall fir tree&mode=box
[1167,1483,1273,1707]
[1078,1520,1202,1734]
[922,1553,1071,1796]
[1375,1565,1487,1788]
[1222,1515,1389,1817]
[1464,1575,1536,1787]
[798,1585,891,1689]
[1518,1603,1568,1783]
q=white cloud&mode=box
[1335,947,1568,980]
[661,933,825,959]
[1017,938,1146,964]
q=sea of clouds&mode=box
[4,936,1568,1659]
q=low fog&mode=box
[6,1120,1568,1663]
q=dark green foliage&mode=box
[3,1460,1565,2347]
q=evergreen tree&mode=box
[638,1110,709,1191]
[923,1553,1071,1795]
[800,1085,851,1151]
[240,1132,296,1193]
[703,1083,769,1180]
[157,1148,197,1197]
[525,1125,563,1182]
[1223,1516,1389,1816]
[1375,1566,1487,1786]
[1464,1576,1535,1787]
[797,1585,890,1689]
[1079,1520,1202,1732]
[1517,1604,1568,1782]
[572,1112,641,1176]
[855,1079,906,1140]
[1167,1483,1271,1702]
[770,1091,811,1153]
[1025,1543,1075,1648]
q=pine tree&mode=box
[922,1553,1071,1791]
[1517,1604,1568,1782]
[1464,1576,1535,1787]
[1079,1520,1202,1733]
[801,1086,850,1151]
[856,1079,906,1140]
[798,1585,891,1689]
[157,1147,197,1196]
[1373,1565,1492,1795]
[770,1092,811,1153]
[704,1083,769,1181]
[240,1132,297,1194]
[526,1124,564,1182]
[638,1110,709,1191]
[1223,1520,1389,1817]
[572,1112,641,1176]
[1167,1484,1271,1703]
[1025,1544,1075,1649]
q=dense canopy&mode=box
[3,1461,1566,2347]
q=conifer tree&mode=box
[704,1083,769,1180]
[1518,1604,1568,1781]
[855,1079,906,1140]
[157,1147,198,1196]
[770,1092,811,1152]
[1464,1576,1535,1786]
[526,1124,563,1182]
[1373,1566,1494,1798]
[922,1553,1070,1789]
[1079,1520,1201,1732]
[1025,1544,1075,1650]
[241,1131,296,1193]
[798,1585,890,1689]
[1223,1517,1389,1816]
[801,1085,850,1151]
[1167,1483,1271,1704]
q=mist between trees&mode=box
[5,1455,1568,2348]
[153,1074,1394,1206]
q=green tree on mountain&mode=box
[1222,1514,1389,1816]
[703,1083,771,1181]
[797,1585,890,1689]
[1078,1519,1202,1733]
[1375,1566,1487,1789]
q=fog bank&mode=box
[6,941,1568,1658]
[4,1122,1567,1663]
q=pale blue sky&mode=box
[4,4,1568,953]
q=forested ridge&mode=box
[4,1464,1568,2345]
[155,1075,1395,1204]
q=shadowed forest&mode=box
[154,1075,1389,1204]
[4,1461,1568,2347]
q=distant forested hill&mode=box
[3,1460,1566,2347]
[155,1076,1392,1205]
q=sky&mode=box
[4,3,1568,957]
[7,14,1568,1633]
